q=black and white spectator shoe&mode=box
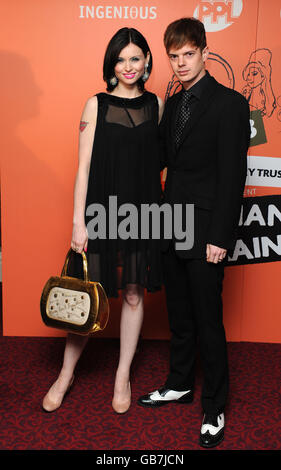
[199,413,225,448]
[137,387,193,407]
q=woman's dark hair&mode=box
[103,27,152,92]
[164,18,206,53]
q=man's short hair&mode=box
[164,18,207,53]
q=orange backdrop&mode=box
[1,0,281,342]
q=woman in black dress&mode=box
[42,28,164,414]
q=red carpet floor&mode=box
[0,335,280,451]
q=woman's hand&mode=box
[71,223,88,253]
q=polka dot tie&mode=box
[174,91,192,148]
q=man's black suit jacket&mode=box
[160,73,250,259]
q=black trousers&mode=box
[162,244,229,414]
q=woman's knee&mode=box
[123,284,143,309]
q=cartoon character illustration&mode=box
[165,74,181,101]
[276,96,281,124]
[242,49,276,118]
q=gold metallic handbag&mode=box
[40,249,109,335]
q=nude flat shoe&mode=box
[42,375,74,412]
[112,382,131,414]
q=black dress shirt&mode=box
[174,70,212,129]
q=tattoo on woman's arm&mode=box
[80,121,89,132]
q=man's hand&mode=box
[206,244,227,264]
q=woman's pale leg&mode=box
[112,284,144,413]
[42,333,89,411]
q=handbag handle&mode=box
[61,248,89,282]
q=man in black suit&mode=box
[138,18,250,448]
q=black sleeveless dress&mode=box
[74,91,163,298]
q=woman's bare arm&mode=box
[71,96,98,253]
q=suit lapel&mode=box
[167,91,182,157]
[175,76,219,153]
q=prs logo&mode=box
[194,0,243,32]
